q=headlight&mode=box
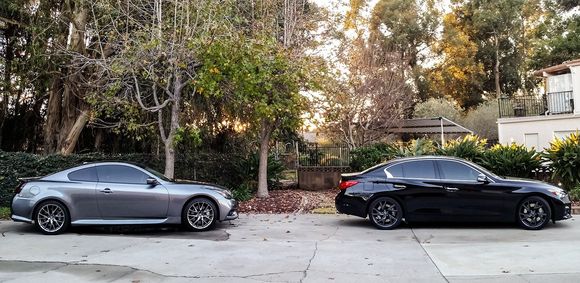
[216,189,233,199]
[549,188,567,199]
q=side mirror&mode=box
[476,174,489,183]
[146,178,159,186]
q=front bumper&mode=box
[224,199,239,221]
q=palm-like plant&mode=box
[438,135,487,162]
[544,132,580,190]
[481,143,542,178]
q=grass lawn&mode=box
[0,207,10,220]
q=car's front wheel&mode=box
[182,198,217,232]
[517,196,551,230]
[34,200,70,235]
[368,197,403,230]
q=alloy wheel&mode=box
[371,198,400,229]
[36,203,66,233]
[187,201,215,230]
[519,199,548,229]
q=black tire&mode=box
[368,197,403,230]
[517,196,551,230]
[33,200,70,235]
[182,198,218,232]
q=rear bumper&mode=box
[11,195,34,224]
[335,190,367,218]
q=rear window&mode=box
[385,160,437,179]
[68,167,98,182]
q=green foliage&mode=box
[439,135,487,162]
[234,153,285,189]
[232,183,254,202]
[350,143,399,171]
[463,100,499,141]
[196,38,307,134]
[568,187,580,202]
[481,143,542,178]
[413,98,463,122]
[399,138,437,157]
[0,207,9,220]
[544,132,580,190]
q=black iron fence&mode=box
[298,144,351,167]
[499,91,574,118]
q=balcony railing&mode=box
[498,91,574,118]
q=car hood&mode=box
[170,179,232,193]
[501,176,560,190]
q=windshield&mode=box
[144,167,172,182]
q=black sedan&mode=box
[335,156,572,230]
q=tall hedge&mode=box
[0,151,283,207]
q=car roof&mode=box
[361,155,471,173]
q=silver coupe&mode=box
[11,162,238,234]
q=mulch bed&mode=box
[238,189,338,214]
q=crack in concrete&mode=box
[299,241,318,283]
[0,259,305,283]
[410,227,449,283]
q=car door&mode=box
[96,165,169,219]
[434,160,509,220]
[384,160,451,221]
[66,165,100,220]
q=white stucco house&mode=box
[497,59,580,149]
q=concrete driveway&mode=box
[0,214,578,283]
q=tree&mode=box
[531,1,580,69]
[78,0,233,178]
[424,13,485,108]
[369,0,439,69]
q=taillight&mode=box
[15,183,24,194]
[338,180,359,190]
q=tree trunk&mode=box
[494,36,501,97]
[60,110,89,155]
[56,1,88,153]
[162,79,182,179]
[44,75,63,153]
[257,121,272,198]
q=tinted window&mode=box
[403,161,437,179]
[385,160,437,179]
[96,165,150,184]
[438,160,480,181]
[68,167,98,182]
[385,164,404,178]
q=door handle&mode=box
[393,184,406,189]
[100,188,113,194]
[445,187,459,192]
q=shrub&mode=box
[413,98,463,122]
[399,138,437,157]
[481,143,542,178]
[232,183,254,202]
[463,100,499,141]
[544,132,580,190]
[350,143,399,171]
[438,135,487,162]
[569,186,580,202]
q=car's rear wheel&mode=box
[517,196,551,230]
[34,200,69,235]
[182,198,217,232]
[368,197,403,230]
